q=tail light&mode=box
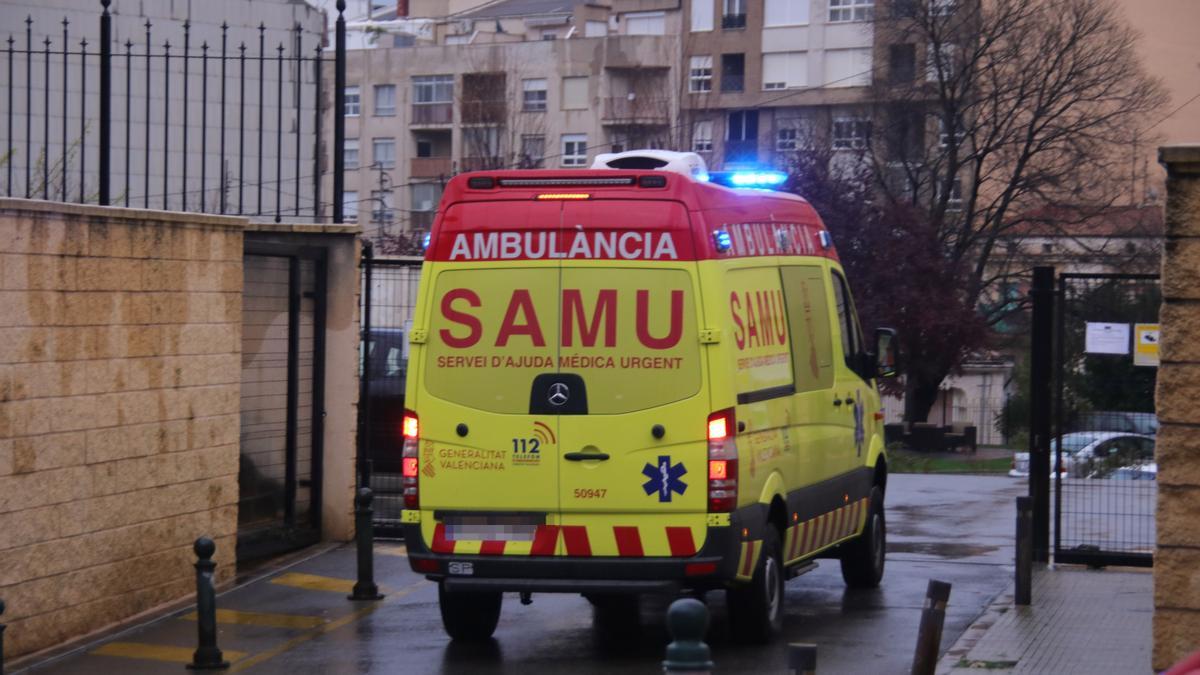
[401,410,420,510]
[707,408,738,512]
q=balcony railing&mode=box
[410,210,436,230]
[410,157,452,177]
[725,139,758,163]
[720,75,745,93]
[411,102,453,125]
[721,13,746,29]
[461,99,508,125]
[601,96,670,125]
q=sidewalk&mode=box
[937,566,1154,674]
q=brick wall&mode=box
[1155,145,1200,670]
[0,199,244,659]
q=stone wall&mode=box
[1155,145,1200,670]
[0,199,244,659]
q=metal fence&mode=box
[359,254,424,535]
[1053,273,1160,567]
[1,0,327,220]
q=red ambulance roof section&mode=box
[426,170,840,263]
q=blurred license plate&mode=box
[443,515,541,542]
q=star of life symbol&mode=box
[642,455,687,502]
[853,388,865,457]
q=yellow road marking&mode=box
[181,609,327,630]
[229,579,428,673]
[377,544,408,557]
[268,572,356,594]
[92,642,247,664]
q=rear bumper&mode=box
[403,519,745,593]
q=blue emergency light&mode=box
[706,170,788,189]
[712,229,733,252]
[422,232,431,250]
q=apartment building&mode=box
[681,0,878,170]
[326,0,684,240]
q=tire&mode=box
[727,526,785,644]
[840,485,886,589]
[438,582,502,641]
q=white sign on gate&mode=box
[1085,322,1130,355]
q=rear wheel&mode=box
[438,583,502,641]
[840,485,886,588]
[727,526,784,643]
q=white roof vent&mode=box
[590,149,709,181]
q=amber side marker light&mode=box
[535,193,591,200]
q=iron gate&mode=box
[358,253,424,535]
[238,251,327,561]
[1053,273,1160,567]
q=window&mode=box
[926,42,958,82]
[781,266,834,392]
[520,135,545,168]
[411,183,442,212]
[762,51,807,89]
[416,138,433,158]
[343,190,359,220]
[344,138,359,169]
[938,176,963,207]
[372,137,396,169]
[889,44,916,83]
[931,0,957,17]
[691,0,714,31]
[562,76,588,110]
[726,110,759,163]
[693,120,714,152]
[370,189,394,223]
[561,133,588,167]
[373,84,396,116]
[765,0,809,26]
[463,127,500,158]
[721,53,745,92]
[344,86,360,116]
[625,11,666,35]
[522,78,547,112]
[722,0,747,28]
[831,271,865,372]
[541,31,559,40]
[413,75,453,104]
[832,118,871,150]
[585,20,607,37]
[938,115,965,148]
[689,56,713,92]
[777,122,810,152]
[823,48,873,87]
[829,0,874,22]
[445,33,473,45]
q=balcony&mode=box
[720,75,745,93]
[410,156,452,177]
[721,13,746,29]
[601,96,670,126]
[410,211,436,230]
[411,102,452,126]
[461,99,507,125]
[460,156,509,172]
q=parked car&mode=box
[364,327,408,475]
[1109,463,1157,481]
[1077,411,1158,436]
[1009,431,1153,479]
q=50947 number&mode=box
[573,488,607,500]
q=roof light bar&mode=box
[707,170,788,189]
[498,177,635,187]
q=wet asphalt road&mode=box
[277,474,1025,675]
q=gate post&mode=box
[357,240,374,489]
[1028,266,1054,563]
[332,0,346,223]
[98,0,111,205]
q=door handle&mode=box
[845,397,856,406]
[833,398,843,407]
[564,451,611,461]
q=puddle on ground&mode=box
[888,541,998,559]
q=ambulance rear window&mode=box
[424,267,701,414]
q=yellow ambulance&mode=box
[400,150,898,642]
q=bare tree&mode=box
[869,0,1166,420]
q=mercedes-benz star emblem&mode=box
[548,382,570,407]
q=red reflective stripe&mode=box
[666,527,696,557]
[788,524,801,560]
[740,540,756,576]
[613,526,645,557]
[818,514,830,548]
[563,525,592,557]
[479,540,506,556]
[431,523,456,554]
[835,506,846,540]
[530,525,559,556]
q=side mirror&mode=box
[873,328,900,378]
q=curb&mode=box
[935,586,1016,674]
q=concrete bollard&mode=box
[1015,496,1033,606]
[788,643,817,674]
[662,598,713,674]
[188,538,229,670]
[349,488,384,601]
[911,580,952,675]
